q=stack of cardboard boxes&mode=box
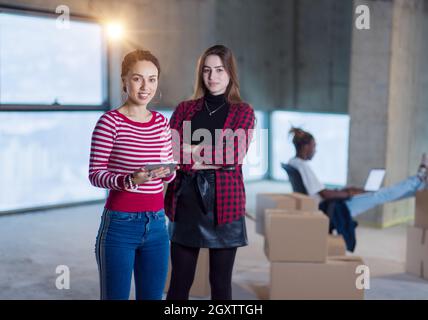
[258,192,365,299]
[256,193,347,256]
[406,190,428,280]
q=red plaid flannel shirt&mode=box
[164,97,255,225]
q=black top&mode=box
[191,92,230,146]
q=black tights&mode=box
[166,242,237,300]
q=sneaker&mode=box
[417,153,428,181]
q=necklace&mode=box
[204,101,226,116]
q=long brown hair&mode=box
[192,45,242,104]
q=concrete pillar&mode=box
[348,0,428,227]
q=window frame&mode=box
[0,4,110,111]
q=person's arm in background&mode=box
[319,187,365,200]
[319,188,351,200]
[296,158,364,201]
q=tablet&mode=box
[143,162,179,172]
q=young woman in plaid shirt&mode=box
[165,45,255,300]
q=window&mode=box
[0,111,105,212]
[243,111,268,181]
[271,111,350,186]
[0,9,107,109]
[0,7,108,213]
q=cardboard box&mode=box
[289,192,319,211]
[327,234,347,256]
[264,209,328,262]
[256,193,297,235]
[415,190,428,229]
[405,225,428,280]
[164,248,210,297]
[270,256,365,300]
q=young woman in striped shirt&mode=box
[89,50,176,300]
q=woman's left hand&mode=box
[184,143,221,170]
[148,167,171,179]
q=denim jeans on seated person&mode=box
[345,176,426,217]
[95,208,169,300]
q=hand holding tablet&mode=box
[143,162,179,172]
[131,163,178,184]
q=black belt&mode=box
[175,166,235,215]
[175,170,215,216]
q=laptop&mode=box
[363,169,386,192]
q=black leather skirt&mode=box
[168,170,248,248]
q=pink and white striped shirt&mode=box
[88,109,176,212]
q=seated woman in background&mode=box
[287,127,427,217]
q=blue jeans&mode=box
[345,176,426,217]
[95,208,169,300]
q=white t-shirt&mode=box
[288,157,325,203]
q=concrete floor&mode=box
[1,180,428,300]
